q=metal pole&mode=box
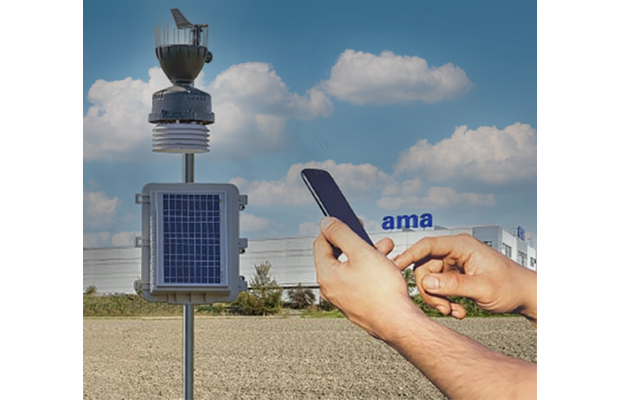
[183,304,194,400]
[183,154,195,183]
[183,153,195,400]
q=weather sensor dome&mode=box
[148,9,215,153]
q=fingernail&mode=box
[424,275,439,290]
[319,217,334,230]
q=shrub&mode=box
[402,267,417,295]
[195,303,228,315]
[410,295,511,318]
[84,285,97,296]
[230,262,283,315]
[318,298,336,311]
[286,284,316,309]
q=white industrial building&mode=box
[83,224,536,294]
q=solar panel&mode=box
[157,192,227,286]
[136,183,248,303]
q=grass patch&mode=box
[301,307,345,318]
[83,294,182,317]
[411,295,516,318]
[84,293,517,318]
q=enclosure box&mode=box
[134,183,248,304]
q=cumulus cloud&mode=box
[358,215,383,233]
[84,63,333,162]
[83,189,134,230]
[231,160,396,207]
[299,222,320,237]
[378,186,495,210]
[111,231,140,247]
[84,190,120,229]
[320,49,473,106]
[394,123,537,187]
[241,213,270,232]
[83,232,111,248]
[83,67,169,162]
[201,62,333,157]
[381,178,425,197]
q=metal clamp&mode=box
[238,238,248,254]
[239,194,248,210]
[135,193,150,204]
[135,236,150,248]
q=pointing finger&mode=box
[393,235,468,271]
[375,237,395,256]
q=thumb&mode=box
[421,273,482,299]
[319,217,372,257]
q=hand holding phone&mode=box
[301,168,373,256]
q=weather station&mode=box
[133,9,248,400]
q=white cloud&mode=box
[83,232,111,248]
[321,49,473,106]
[84,190,120,229]
[378,186,495,210]
[394,123,537,186]
[358,215,382,233]
[201,62,333,158]
[84,63,333,162]
[111,231,140,247]
[299,222,319,237]
[83,67,169,162]
[240,213,270,232]
[231,160,396,207]
[83,189,134,231]
[381,178,425,197]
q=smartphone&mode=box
[301,168,373,256]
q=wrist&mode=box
[376,298,428,344]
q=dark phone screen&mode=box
[301,168,373,246]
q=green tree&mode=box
[231,262,283,315]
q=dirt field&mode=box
[83,316,536,400]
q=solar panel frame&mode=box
[136,182,248,304]
[153,190,229,288]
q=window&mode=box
[530,257,537,270]
[518,251,527,267]
[501,243,512,259]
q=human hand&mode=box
[393,234,537,324]
[313,217,423,339]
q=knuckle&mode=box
[416,237,432,249]
[324,220,346,239]
[457,232,473,241]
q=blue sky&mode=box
[0,1,620,301]
[83,0,537,247]
[76,1,618,250]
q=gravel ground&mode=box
[83,316,536,400]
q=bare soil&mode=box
[83,316,536,400]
